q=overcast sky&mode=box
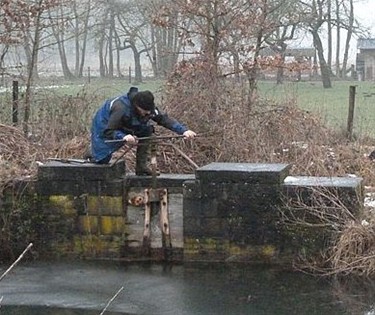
[355,0,375,33]
[349,0,374,61]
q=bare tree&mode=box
[0,0,63,133]
[154,0,299,103]
[300,0,332,88]
[47,2,75,79]
[340,0,354,78]
[149,0,182,77]
[73,0,94,77]
[265,23,299,84]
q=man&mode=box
[89,86,196,175]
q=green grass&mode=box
[2,77,375,139]
[32,77,164,99]
[0,77,165,126]
[258,80,375,139]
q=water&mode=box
[0,261,374,315]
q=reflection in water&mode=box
[1,305,122,314]
[332,277,375,315]
[0,261,374,314]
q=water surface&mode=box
[0,261,374,314]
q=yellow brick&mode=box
[86,196,101,214]
[101,196,124,216]
[78,215,98,234]
[100,216,125,235]
[49,195,75,215]
[74,235,104,256]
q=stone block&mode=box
[78,215,99,234]
[200,182,281,200]
[183,216,228,238]
[38,160,125,181]
[196,162,291,185]
[183,217,204,237]
[182,180,201,199]
[216,198,278,218]
[100,216,126,235]
[125,173,195,191]
[183,237,283,263]
[184,197,219,218]
[280,176,364,256]
[282,176,363,215]
[36,179,124,196]
[86,196,124,216]
[183,197,203,218]
[183,237,228,261]
[73,235,124,258]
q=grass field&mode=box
[1,77,375,139]
[258,80,375,139]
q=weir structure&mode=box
[0,160,363,266]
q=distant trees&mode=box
[0,0,65,134]
[0,0,370,88]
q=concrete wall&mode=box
[0,161,363,266]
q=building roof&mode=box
[260,47,315,57]
[357,38,375,49]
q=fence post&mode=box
[12,80,18,126]
[347,85,356,140]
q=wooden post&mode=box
[88,66,91,84]
[347,85,356,140]
[12,80,19,126]
[160,189,172,258]
[142,188,151,256]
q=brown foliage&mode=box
[331,222,375,277]
[1,67,375,276]
[0,124,39,191]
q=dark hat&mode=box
[132,90,155,111]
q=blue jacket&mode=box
[91,88,188,163]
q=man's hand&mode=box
[123,134,137,144]
[183,130,196,139]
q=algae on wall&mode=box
[0,181,46,262]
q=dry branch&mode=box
[99,286,124,315]
[0,243,33,282]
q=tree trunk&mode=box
[134,52,142,83]
[56,39,74,79]
[246,32,263,105]
[24,0,43,136]
[49,6,74,79]
[312,31,332,88]
[335,0,341,77]
[23,31,39,81]
[107,10,115,78]
[150,25,158,77]
[327,0,332,72]
[275,45,287,84]
[98,33,106,77]
[342,0,354,77]
[76,0,91,77]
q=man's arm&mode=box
[152,107,188,135]
[103,101,128,139]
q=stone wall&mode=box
[183,163,363,264]
[0,161,364,265]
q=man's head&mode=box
[132,91,155,119]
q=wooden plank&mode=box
[142,189,151,255]
[160,189,172,260]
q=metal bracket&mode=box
[142,188,172,260]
